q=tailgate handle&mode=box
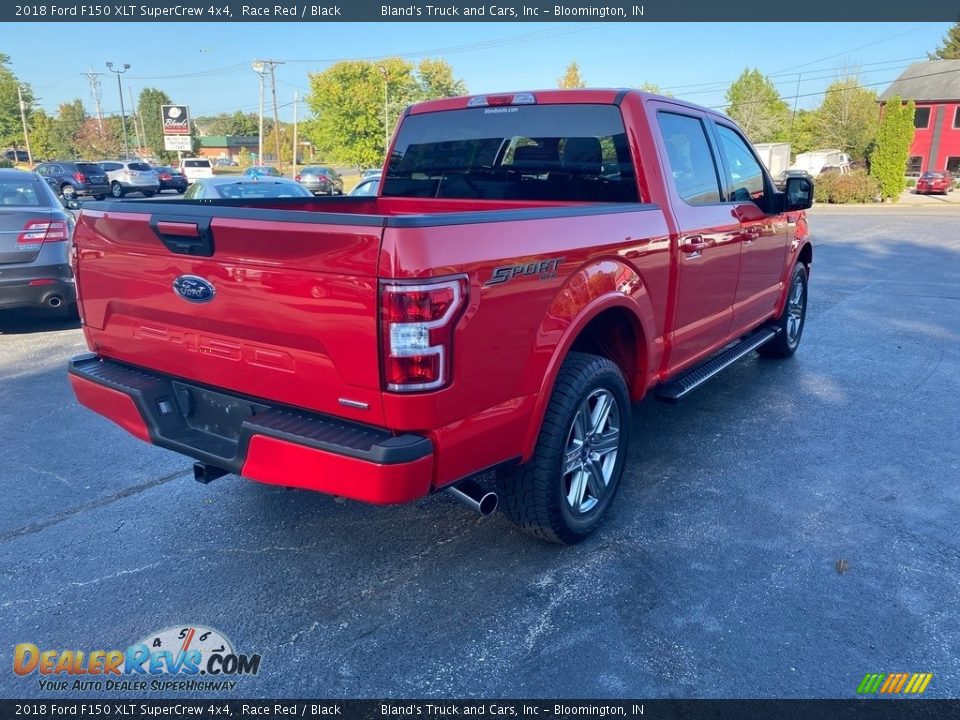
[149,215,214,257]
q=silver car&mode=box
[0,170,76,315]
[98,160,160,199]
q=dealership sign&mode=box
[161,105,191,135]
[163,135,192,151]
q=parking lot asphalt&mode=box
[1,206,958,700]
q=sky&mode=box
[7,21,953,123]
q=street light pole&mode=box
[106,62,131,159]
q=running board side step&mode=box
[655,327,780,403]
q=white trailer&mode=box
[753,143,792,178]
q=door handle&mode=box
[682,235,709,254]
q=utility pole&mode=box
[789,72,802,136]
[292,91,298,179]
[378,65,389,159]
[82,69,104,135]
[17,86,32,166]
[252,61,266,165]
[128,86,143,154]
[106,62,131,160]
[253,59,285,168]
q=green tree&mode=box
[725,68,790,143]
[870,96,915,200]
[815,78,879,162]
[0,54,33,151]
[74,117,123,159]
[305,57,464,166]
[137,87,173,161]
[51,99,86,159]
[558,62,586,89]
[637,82,672,97]
[28,110,56,161]
[930,20,960,59]
[416,58,467,99]
[196,111,259,137]
[787,109,820,156]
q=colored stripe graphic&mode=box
[858,673,932,695]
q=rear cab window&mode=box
[383,104,640,203]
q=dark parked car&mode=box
[4,149,30,164]
[0,169,76,314]
[155,166,188,194]
[915,170,953,195]
[296,166,343,195]
[34,162,110,201]
[183,176,313,200]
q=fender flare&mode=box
[775,236,813,316]
[519,266,659,463]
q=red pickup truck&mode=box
[68,89,813,543]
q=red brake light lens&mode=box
[73,172,88,183]
[380,278,467,392]
[17,220,68,245]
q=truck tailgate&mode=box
[74,207,386,424]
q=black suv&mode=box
[34,162,110,201]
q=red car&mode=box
[915,170,954,195]
[67,89,814,543]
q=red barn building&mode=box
[879,60,960,176]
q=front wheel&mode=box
[141,190,156,198]
[758,261,808,359]
[497,352,631,544]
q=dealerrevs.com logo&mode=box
[13,626,261,692]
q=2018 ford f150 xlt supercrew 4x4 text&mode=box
[68,89,813,543]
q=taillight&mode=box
[73,172,88,183]
[159,173,171,180]
[17,219,69,246]
[380,277,468,392]
[295,175,301,182]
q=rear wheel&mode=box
[497,352,631,544]
[110,182,125,199]
[758,261,808,359]
[93,194,106,201]
[60,184,76,200]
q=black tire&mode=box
[758,261,808,359]
[93,194,106,201]
[110,182,125,199]
[60,184,76,199]
[496,352,631,544]
[141,190,156,198]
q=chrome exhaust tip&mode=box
[445,479,498,516]
[48,296,63,308]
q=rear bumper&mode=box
[0,265,75,310]
[76,184,110,197]
[67,355,434,504]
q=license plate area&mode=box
[171,381,268,441]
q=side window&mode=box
[715,125,766,205]
[657,112,722,205]
[36,165,48,176]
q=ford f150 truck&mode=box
[68,89,813,543]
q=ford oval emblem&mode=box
[172,275,215,303]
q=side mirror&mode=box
[784,176,813,211]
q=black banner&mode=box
[0,700,957,720]
[3,0,959,22]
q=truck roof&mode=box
[408,88,723,119]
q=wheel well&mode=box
[569,307,644,397]
[798,242,812,268]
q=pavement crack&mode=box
[0,468,191,544]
